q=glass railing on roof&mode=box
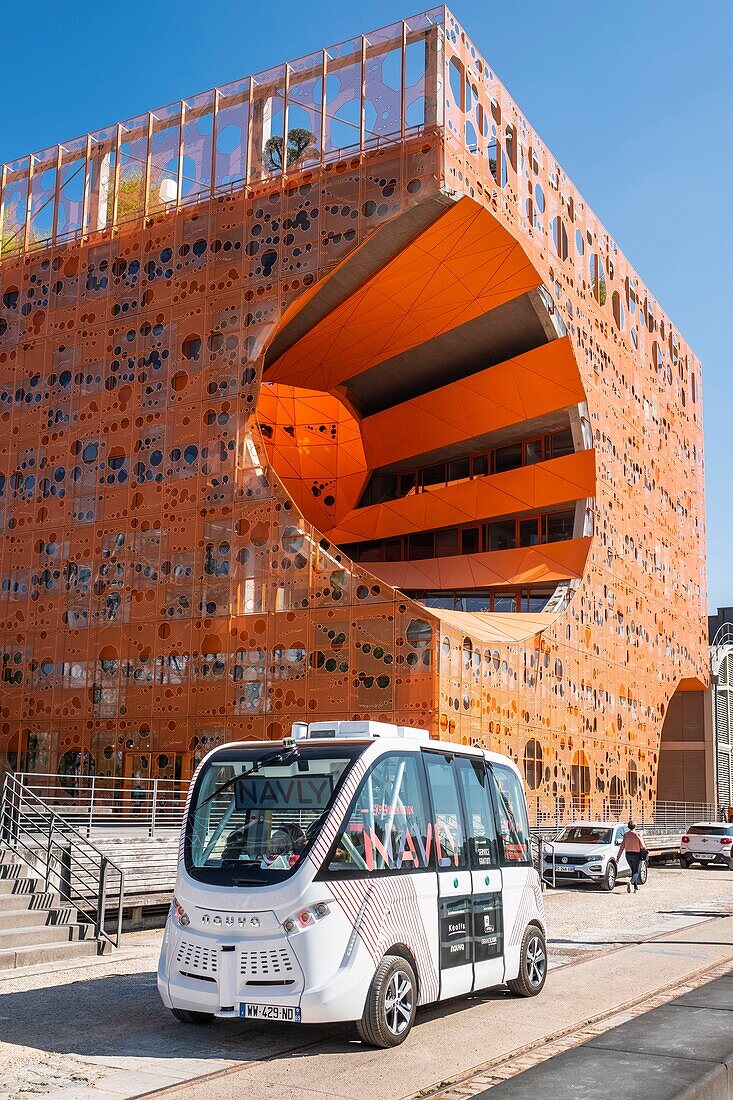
[0,7,445,260]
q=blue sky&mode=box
[1,1,731,611]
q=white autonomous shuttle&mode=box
[158,721,547,1047]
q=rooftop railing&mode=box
[0,8,445,260]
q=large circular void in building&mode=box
[259,195,594,620]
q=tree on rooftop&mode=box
[264,129,317,172]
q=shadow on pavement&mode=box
[0,966,507,1064]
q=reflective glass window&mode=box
[491,763,531,865]
[327,753,431,874]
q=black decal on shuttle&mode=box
[439,897,472,969]
[473,893,503,961]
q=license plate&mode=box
[556,865,577,872]
[697,854,713,861]
[240,1003,301,1022]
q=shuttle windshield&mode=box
[185,744,361,885]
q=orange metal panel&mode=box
[362,337,584,470]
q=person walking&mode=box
[617,820,646,893]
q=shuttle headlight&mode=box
[283,901,330,933]
[171,896,190,927]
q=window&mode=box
[424,753,468,869]
[555,825,612,845]
[186,746,356,885]
[523,739,543,790]
[461,527,480,555]
[546,511,574,542]
[357,541,383,563]
[370,473,398,505]
[456,591,491,612]
[488,520,516,552]
[519,519,540,547]
[408,532,434,560]
[627,759,639,797]
[422,463,446,489]
[384,538,402,562]
[455,756,499,869]
[521,588,553,612]
[551,429,574,458]
[494,443,522,473]
[491,763,531,864]
[571,751,591,811]
[448,458,470,483]
[327,752,431,874]
[399,472,417,497]
[493,590,516,612]
[435,528,459,557]
[472,454,489,478]
[524,439,543,465]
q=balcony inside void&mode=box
[260,194,595,622]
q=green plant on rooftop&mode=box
[264,128,317,172]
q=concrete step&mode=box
[0,890,58,911]
[0,922,90,950]
[0,876,40,895]
[0,907,81,929]
[0,937,101,971]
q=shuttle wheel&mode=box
[357,954,417,1048]
[508,925,547,997]
[170,1008,214,1025]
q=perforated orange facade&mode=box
[0,8,707,818]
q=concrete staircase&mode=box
[0,849,102,970]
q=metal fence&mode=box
[16,773,189,838]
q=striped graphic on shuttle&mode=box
[178,759,205,865]
[329,876,440,1005]
[508,869,546,946]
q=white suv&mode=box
[542,821,647,891]
[679,822,733,869]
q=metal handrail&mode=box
[0,773,125,949]
[17,772,189,839]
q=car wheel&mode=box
[679,854,694,868]
[638,860,648,886]
[508,925,547,997]
[601,860,617,891]
[170,1008,214,1025]
[357,954,417,1048]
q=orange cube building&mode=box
[0,8,710,820]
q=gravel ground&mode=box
[0,863,731,1100]
[544,861,733,962]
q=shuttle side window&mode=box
[424,753,468,870]
[490,763,531,866]
[454,756,499,869]
[325,752,431,875]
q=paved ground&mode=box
[1,864,732,1100]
